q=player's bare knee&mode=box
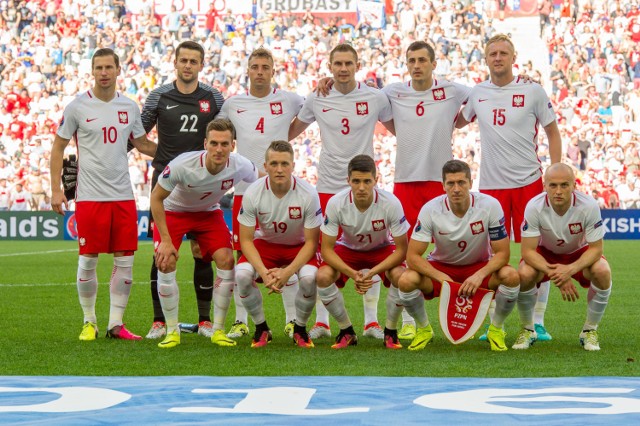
[190,240,202,258]
[499,265,520,287]
[518,262,538,290]
[213,248,235,270]
[315,266,337,288]
[387,265,405,286]
[589,259,612,289]
[398,269,420,292]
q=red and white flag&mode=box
[439,281,493,345]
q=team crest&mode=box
[432,88,446,100]
[79,237,86,247]
[118,111,128,124]
[199,100,210,113]
[470,221,485,235]
[289,206,302,219]
[372,219,386,231]
[569,222,583,234]
[270,102,283,115]
[356,102,369,116]
[512,95,525,108]
[221,179,233,190]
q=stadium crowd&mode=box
[0,0,639,212]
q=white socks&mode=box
[77,256,98,324]
[157,270,179,333]
[213,268,234,331]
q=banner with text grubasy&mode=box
[125,0,356,16]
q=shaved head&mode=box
[544,163,575,183]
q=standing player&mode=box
[218,47,304,339]
[150,119,259,349]
[398,160,521,351]
[316,155,409,349]
[457,34,561,341]
[289,43,394,340]
[51,48,157,341]
[517,163,612,351]
[236,141,322,348]
[382,40,472,340]
[141,41,225,340]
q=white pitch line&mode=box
[0,249,78,257]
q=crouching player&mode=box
[518,163,612,351]
[236,141,322,348]
[398,160,521,351]
[316,155,409,349]
[151,119,259,348]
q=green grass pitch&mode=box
[0,240,637,377]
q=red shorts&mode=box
[75,200,138,255]
[535,245,591,288]
[232,194,243,250]
[154,209,231,262]
[481,177,542,243]
[425,260,491,299]
[321,244,401,288]
[393,181,444,236]
[237,239,320,269]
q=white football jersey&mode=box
[296,83,393,194]
[219,88,303,195]
[412,192,508,265]
[239,175,323,245]
[383,80,471,182]
[461,78,556,189]
[57,91,146,202]
[158,152,258,212]
[521,191,605,255]
[321,187,410,251]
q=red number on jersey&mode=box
[272,221,288,233]
[416,101,425,116]
[199,192,212,200]
[102,126,117,144]
[357,233,372,243]
[256,117,265,134]
[492,109,506,126]
[556,239,565,247]
[458,241,467,252]
[341,118,350,135]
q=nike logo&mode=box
[124,280,132,285]
[237,109,248,113]
[324,297,337,306]
[397,94,409,98]
[302,294,313,298]
[199,285,213,290]
[187,184,198,188]
[395,303,404,307]
[86,118,98,122]
[159,293,170,297]
[322,108,333,112]
[240,294,248,299]
[166,105,179,110]
[79,278,91,282]
[285,282,297,287]
[438,231,450,235]
[258,211,269,215]
[478,99,489,103]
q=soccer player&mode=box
[289,43,394,340]
[517,163,612,351]
[141,40,225,340]
[397,160,521,351]
[382,40,472,340]
[218,47,304,340]
[316,155,409,349]
[236,141,322,348]
[50,48,157,341]
[150,119,259,349]
[457,34,561,340]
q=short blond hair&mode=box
[484,34,515,58]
